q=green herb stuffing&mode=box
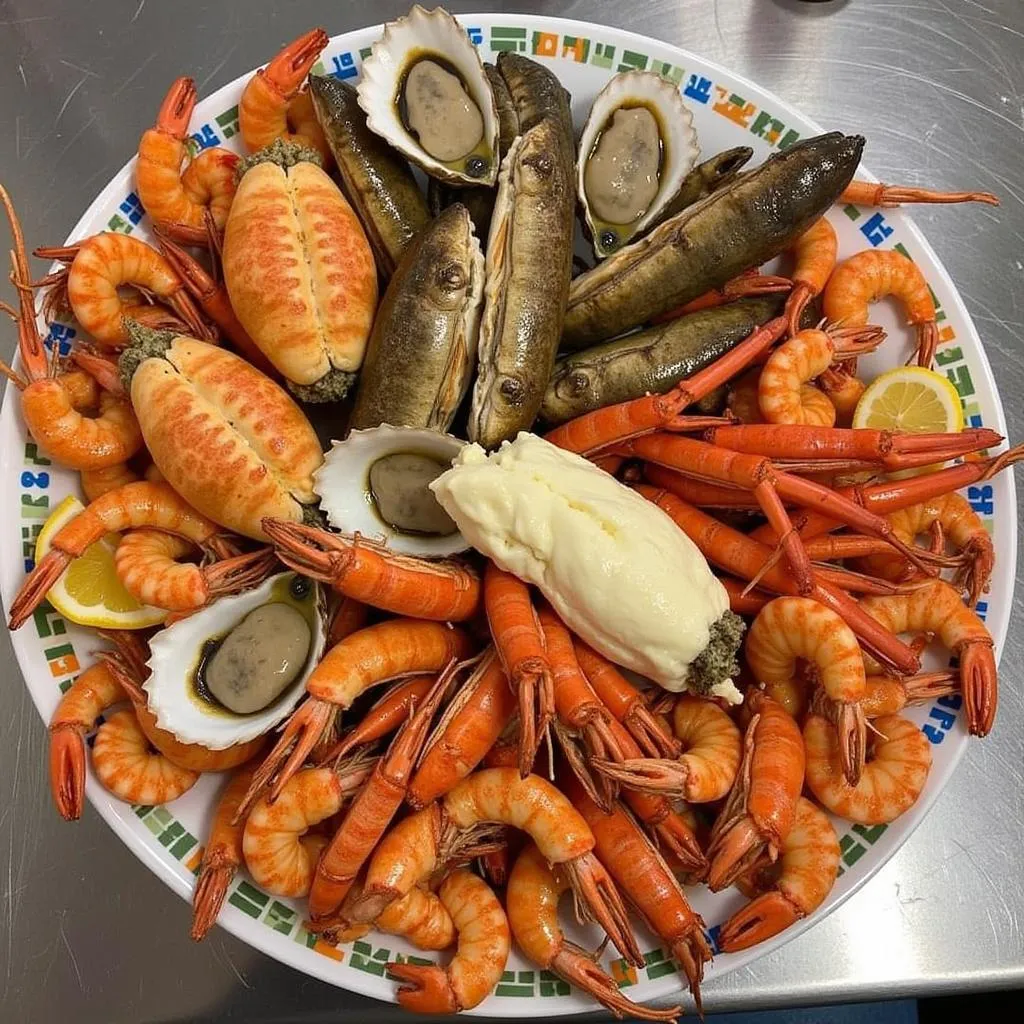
[687,609,745,695]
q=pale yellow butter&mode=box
[431,432,737,699]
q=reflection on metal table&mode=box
[1,0,1022,1020]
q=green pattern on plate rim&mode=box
[2,14,1011,1015]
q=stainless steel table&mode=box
[1,0,1022,1019]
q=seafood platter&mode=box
[0,7,1015,1017]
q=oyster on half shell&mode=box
[578,71,700,258]
[144,573,326,749]
[357,6,499,186]
[314,425,469,557]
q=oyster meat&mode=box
[315,425,469,557]
[358,6,499,186]
[144,573,326,749]
[578,71,700,258]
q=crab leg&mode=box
[702,424,1001,471]
[621,434,937,580]
[637,485,920,674]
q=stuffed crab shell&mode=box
[120,325,323,541]
[223,140,378,401]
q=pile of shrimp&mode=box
[0,25,1015,1021]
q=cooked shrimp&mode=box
[240,619,473,815]
[718,797,840,951]
[745,597,867,785]
[314,675,436,765]
[239,29,330,160]
[387,868,510,1014]
[241,759,374,898]
[860,580,996,736]
[727,367,765,424]
[857,494,994,607]
[840,180,999,208]
[8,480,235,629]
[566,776,711,1012]
[310,875,456,951]
[375,886,456,951]
[727,364,834,429]
[136,76,239,246]
[307,672,450,920]
[48,662,125,820]
[783,218,837,336]
[574,641,680,759]
[818,364,865,425]
[824,249,938,367]
[92,708,199,805]
[7,365,144,472]
[35,233,208,346]
[507,843,680,1023]
[407,651,517,809]
[442,767,642,966]
[589,694,740,807]
[859,672,958,718]
[191,760,261,941]
[804,712,931,824]
[80,461,141,501]
[758,326,883,427]
[706,691,805,891]
[350,803,503,923]
[540,606,628,810]
[670,695,742,802]
[114,528,276,611]
[0,190,146,470]
[590,716,708,876]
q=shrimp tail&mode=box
[204,547,279,600]
[551,943,681,1022]
[837,701,867,786]
[387,962,458,1014]
[961,639,997,737]
[8,549,72,629]
[190,852,236,941]
[261,519,348,583]
[515,664,553,777]
[563,852,644,968]
[706,815,764,892]
[718,889,801,952]
[785,282,815,338]
[651,815,708,880]
[70,350,126,396]
[626,703,681,759]
[233,699,335,821]
[591,756,691,796]
[670,931,711,1016]
[49,723,86,821]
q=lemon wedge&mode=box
[35,495,167,629]
[853,366,964,434]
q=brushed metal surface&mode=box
[1,0,1021,1020]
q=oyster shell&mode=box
[358,6,499,186]
[144,573,325,749]
[314,425,469,556]
[578,71,700,258]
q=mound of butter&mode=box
[431,432,741,700]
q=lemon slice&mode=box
[35,495,167,629]
[853,366,964,434]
